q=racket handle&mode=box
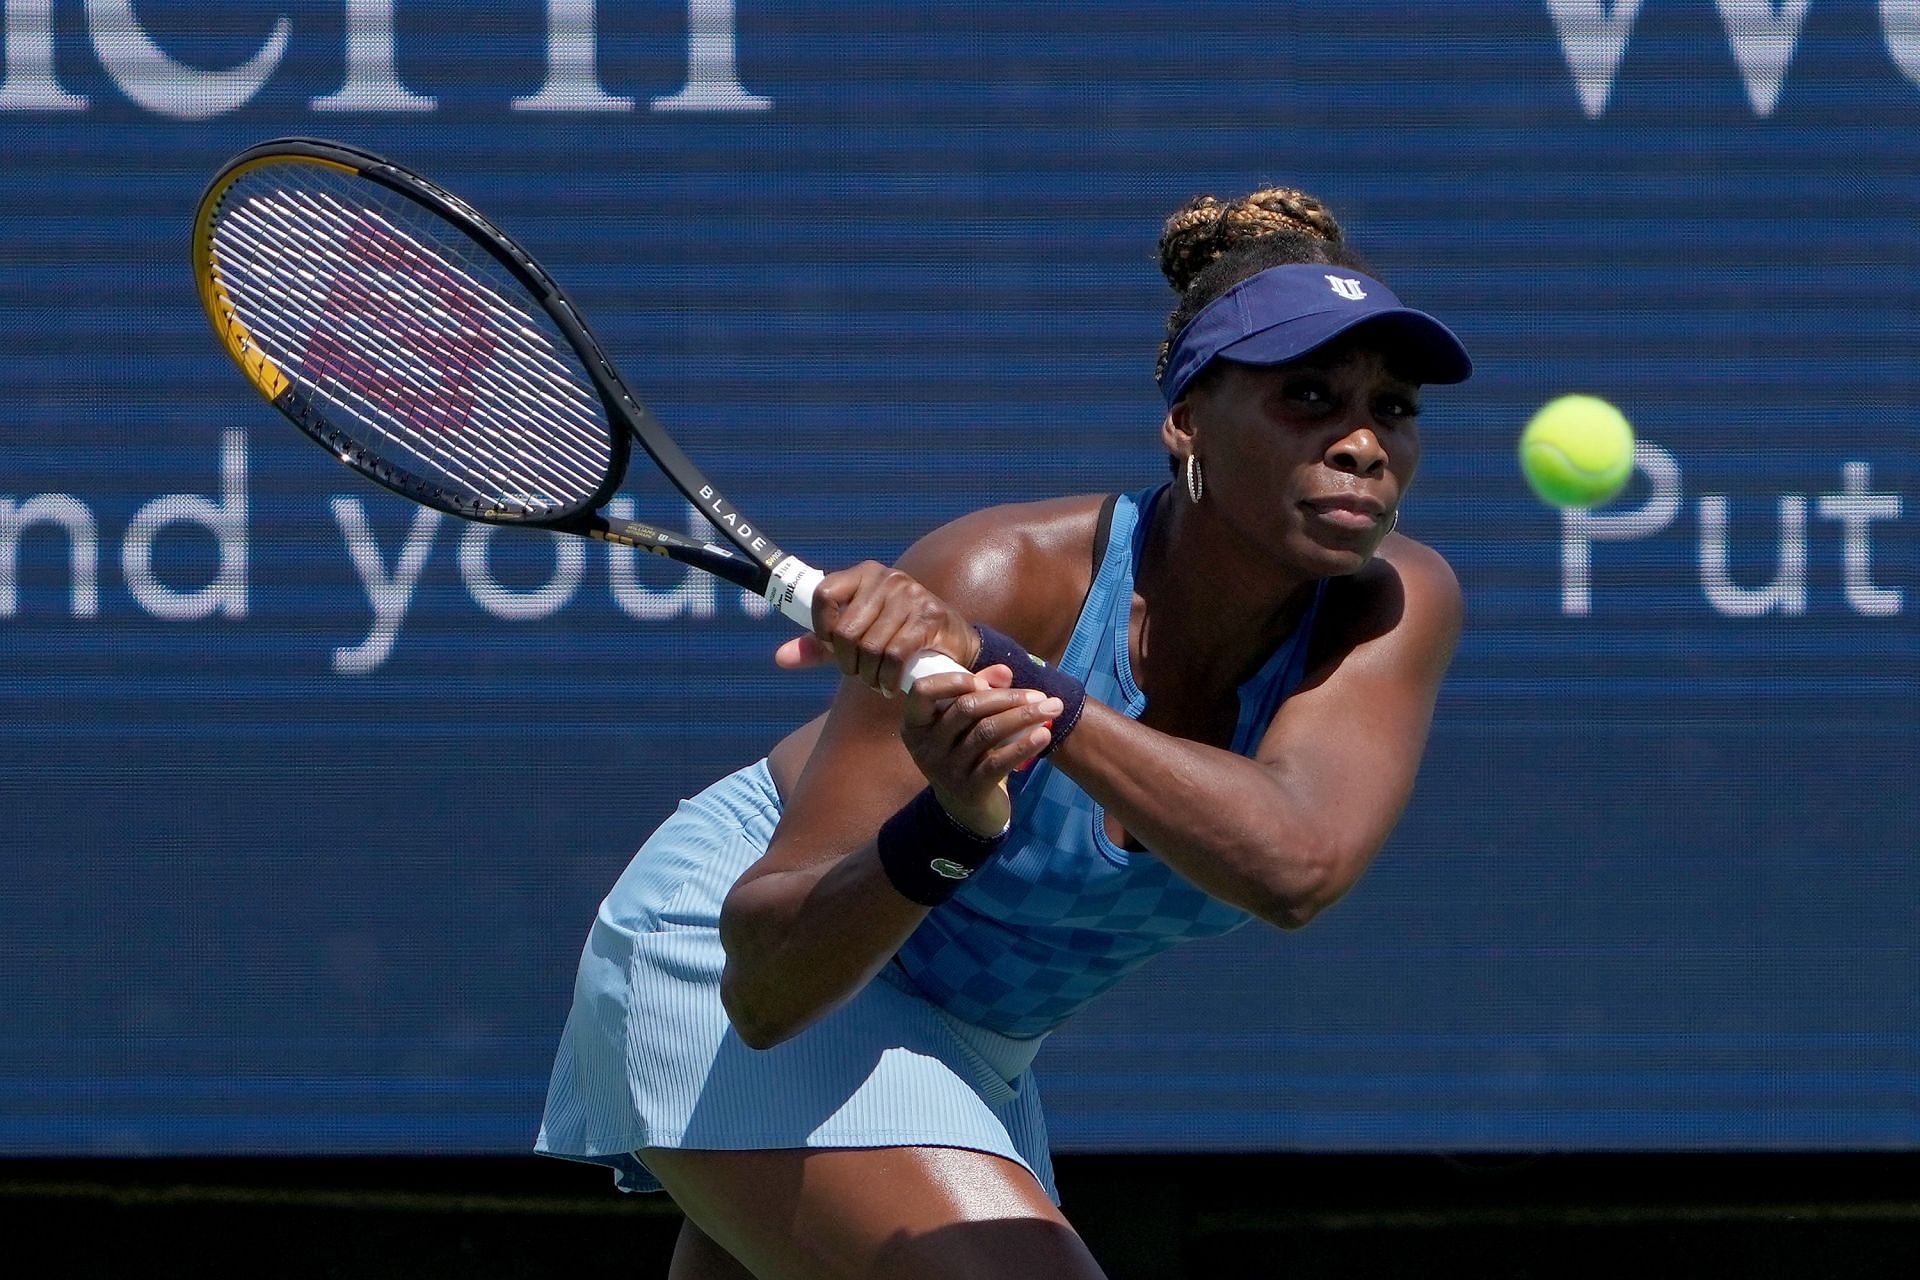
[902,649,971,688]
[766,557,971,692]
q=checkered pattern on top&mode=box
[893,484,1329,1038]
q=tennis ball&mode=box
[1518,395,1636,508]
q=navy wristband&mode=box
[875,787,1008,907]
[970,624,1087,755]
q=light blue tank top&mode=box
[890,483,1329,1037]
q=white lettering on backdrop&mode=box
[1558,444,1905,617]
[3,432,1904,668]
[10,2,1917,119]
[1541,0,1817,117]
[0,0,768,116]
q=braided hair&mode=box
[1153,187,1376,388]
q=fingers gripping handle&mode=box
[900,649,972,688]
[767,557,970,691]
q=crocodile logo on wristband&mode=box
[878,788,1009,906]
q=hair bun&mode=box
[1157,188,1345,294]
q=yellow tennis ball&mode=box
[1518,395,1636,508]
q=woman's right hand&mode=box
[898,665,1063,836]
[774,560,982,696]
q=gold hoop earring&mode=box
[1185,455,1204,504]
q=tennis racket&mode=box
[192,137,965,689]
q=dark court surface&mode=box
[2,1153,1916,1279]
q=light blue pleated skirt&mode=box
[535,759,1057,1202]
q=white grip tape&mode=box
[902,649,969,689]
[766,556,823,629]
[766,556,969,692]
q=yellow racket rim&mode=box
[192,153,358,403]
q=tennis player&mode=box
[537,188,1471,1279]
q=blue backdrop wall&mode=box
[2,1,1914,1154]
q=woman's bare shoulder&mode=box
[898,493,1114,659]
[765,493,1114,800]
[1306,533,1463,675]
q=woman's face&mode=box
[1175,337,1423,576]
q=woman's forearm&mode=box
[1050,701,1347,927]
[718,842,929,1049]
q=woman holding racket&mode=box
[539,188,1470,1279]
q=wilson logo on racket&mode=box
[305,215,495,433]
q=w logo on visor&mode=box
[1326,276,1368,301]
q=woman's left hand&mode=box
[897,664,1062,836]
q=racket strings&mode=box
[227,182,609,486]
[208,167,616,517]
[214,209,597,510]
[215,186,606,507]
[213,219,544,507]
[276,187,609,463]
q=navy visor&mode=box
[1159,264,1471,406]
